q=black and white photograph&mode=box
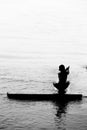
[0,0,87,129]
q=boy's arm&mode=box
[66,66,70,74]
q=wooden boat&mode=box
[7,93,82,101]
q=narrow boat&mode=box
[7,93,82,101]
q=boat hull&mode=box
[7,93,82,101]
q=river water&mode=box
[0,56,87,130]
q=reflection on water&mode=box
[54,101,69,130]
[55,101,68,118]
[53,100,82,130]
[54,101,68,130]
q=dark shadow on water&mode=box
[52,99,82,130]
[54,101,68,118]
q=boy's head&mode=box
[59,64,65,71]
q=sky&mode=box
[0,0,87,58]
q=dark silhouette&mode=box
[7,93,82,101]
[7,64,83,101]
[53,64,70,94]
